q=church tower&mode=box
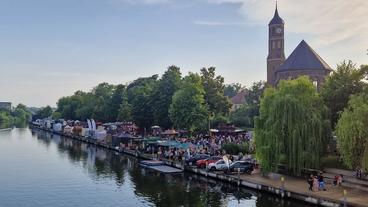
[267,3,285,85]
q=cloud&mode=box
[207,0,243,4]
[207,0,368,48]
[110,0,171,5]
[193,20,250,26]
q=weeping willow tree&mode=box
[255,76,331,175]
[335,93,368,171]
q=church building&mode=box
[267,5,333,88]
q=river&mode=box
[0,127,315,207]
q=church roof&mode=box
[230,90,247,105]
[276,40,332,72]
[269,6,284,25]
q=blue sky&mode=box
[1,0,367,107]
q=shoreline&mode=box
[29,124,363,207]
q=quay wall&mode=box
[29,124,357,207]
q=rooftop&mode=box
[276,40,332,72]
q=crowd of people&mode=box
[307,173,344,192]
[307,173,327,192]
[143,133,253,162]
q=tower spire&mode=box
[274,1,279,18]
[269,0,284,25]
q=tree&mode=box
[229,81,265,128]
[255,76,331,175]
[169,73,208,133]
[12,104,31,123]
[127,75,158,130]
[224,83,242,98]
[210,114,229,129]
[152,66,182,129]
[335,93,368,171]
[109,84,126,121]
[200,67,231,115]
[230,105,258,128]
[36,106,53,119]
[321,60,366,128]
[117,95,132,122]
[91,82,115,122]
[245,81,266,106]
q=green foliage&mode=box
[56,83,122,122]
[224,83,242,98]
[320,155,348,170]
[108,84,126,121]
[117,96,132,122]
[222,142,250,155]
[230,105,258,128]
[169,73,208,133]
[152,66,182,129]
[0,110,13,124]
[335,93,368,171]
[200,67,231,115]
[321,60,367,128]
[52,111,62,120]
[0,104,31,126]
[255,76,331,175]
[245,81,266,106]
[127,75,158,129]
[210,114,229,128]
[229,81,265,128]
[36,106,53,119]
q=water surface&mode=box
[0,128,315,207]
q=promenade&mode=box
[239,172,367,207]
[31,125,368,207]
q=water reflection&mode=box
[32,129,314,207]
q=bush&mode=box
[222,142,251,155]
[320,155,349,170]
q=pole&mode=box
[281,176,285,198]
[238,168,240,186]
[343,190,347,207]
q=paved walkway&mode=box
[236,170,368,207]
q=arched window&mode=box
[272,41,275,49]
[278,41,281,48]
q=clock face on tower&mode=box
[276,27,282,34]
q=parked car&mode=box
[185,154,210,165]
[223,161,254,174]
[207,159,231,171]
[196,156,222,168]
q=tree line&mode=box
[0,104,32,126]
[53,66,265,133]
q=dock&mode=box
[144,165,183,173]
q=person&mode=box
[318,173,326,191]
[313,175,319,192]
[333,175,338,186]
[337,174,343,186]
[307,174,314,191]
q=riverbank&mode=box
[29,124,368,207]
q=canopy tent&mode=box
[142,137,162,145]
[157,140,181,148]
[162,129,178,135]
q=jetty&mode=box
[29,124,368,207]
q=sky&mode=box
[0,0,367,107]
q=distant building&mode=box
[0,102,12,110]
[267,4,332,88]
[230,90,247,111]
